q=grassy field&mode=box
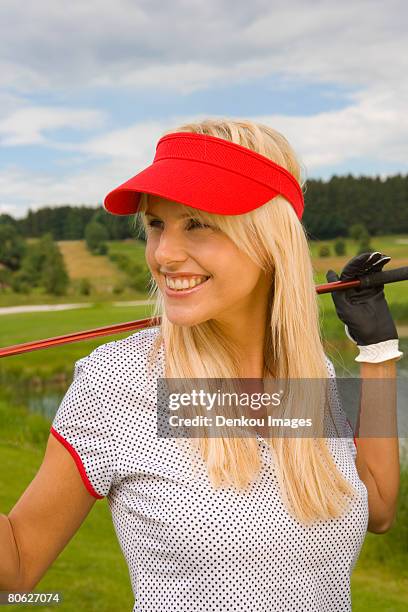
[1,233,406,308]
[0,304,154,378]
[0,398,407,611]
[57,240,129,294]
[0,233,407,609]
[0,400,134,611]
[0,239,148,307]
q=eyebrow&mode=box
[145,209,193,219]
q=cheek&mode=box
[144,241,157,268]
[213,264,260,297]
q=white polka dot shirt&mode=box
[50,326,369,611]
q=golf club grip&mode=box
[359,266,408,288]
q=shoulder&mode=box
[324,355,336,377]
[74,326,162,394]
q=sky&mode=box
[1,0,407,219]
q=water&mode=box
[2,338,408,460]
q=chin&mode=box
[165,311,208,328]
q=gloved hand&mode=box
[326,251,404,363]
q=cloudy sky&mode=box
[1,0,407,218]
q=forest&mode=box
[1,173,408,242]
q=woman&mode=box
[0,119,403,611]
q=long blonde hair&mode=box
[134,118,357,525]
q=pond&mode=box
[1,338,408,462]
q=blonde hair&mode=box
[133,118,357,525]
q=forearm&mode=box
[0,513,22,590]
[354,359,400,532]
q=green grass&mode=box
[107,239,146,260]
[0,239,148,308]
[0,396,135,611]
[1,451,134,611]
[352,563,408,610]
[1,233,407,608]
[309,233,408,261]
[0,304,155,378]
[1,397,407,610]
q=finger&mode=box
[340,252,389,279]
[368,255,391,271]
[366,251,382,263]
[344,324,358,344]
[326,270,339,283]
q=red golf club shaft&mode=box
[0,271,406,358]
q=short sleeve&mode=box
[325,356,357,462]
[50,351,117,498]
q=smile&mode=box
[164,276,211,297]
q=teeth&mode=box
[165,276,208,291]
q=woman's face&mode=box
[144,195,272,329]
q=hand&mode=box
[326,251,404,363]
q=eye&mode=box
[146,219,161,229]
[187,218,211,230]
[146,218,211,230]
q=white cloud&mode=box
[255,86,408,173]
[0,1,406,94]
[2,85,408,218]
[0,106,107,146]
[55,85,408,173]
[1,1,408,216]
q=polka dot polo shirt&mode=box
[50,326,369,612]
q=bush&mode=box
[97,243,108,255]
[85,221,109,254]
[113,283,125,295]
[16,233,70,295]
[334,239,346,256]
[78,278,92,295]
[349,223,369,242]
[0,223,27,271]
[318,245,331,257]
[108,251,151,293]
[0,266,12,292]
[10,276,31,294]
[39,235,69,296]
[356,237,372,255]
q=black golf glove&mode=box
[326,251,404,363]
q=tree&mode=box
[0,224,27,271]
[85,221,109,254]
[41,255,69,295]
[334,239,346,256]
[349,223,369,242]
[17,233,69,295]
[0,265,12,292]
[318,245,331,257]
[356,237,372,255]
[78,278,92,295]
[37,234,69,295]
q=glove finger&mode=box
[344,324,358,344]
[340,252,390,280]
[326,269,351,308]
[326,270,339,283]
[366,251,383,264]
[339,253,374,279]
[366,254,391,272]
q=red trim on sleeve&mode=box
[345,417,357,449]
[50,426,104,499]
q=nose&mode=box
[153,226,188,266]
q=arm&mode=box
[354,358,400,534]
[0,433,97,591]
[326,252,403,534]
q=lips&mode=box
[165,275,209,289]
[164,276,211,297]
